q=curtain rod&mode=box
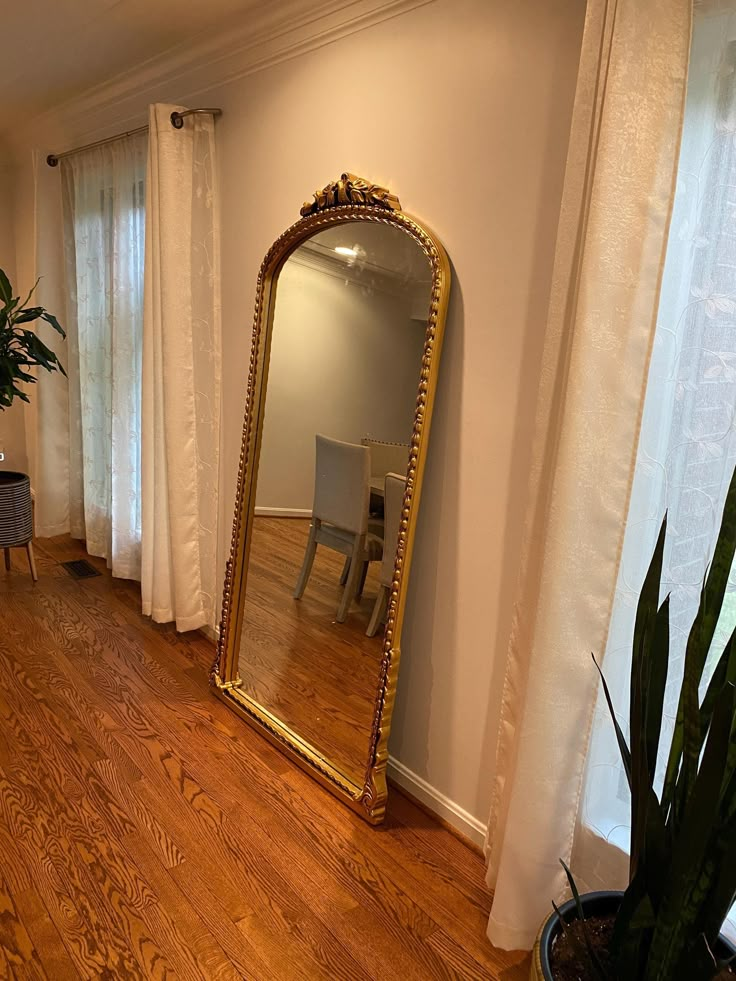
[46,108,222,167]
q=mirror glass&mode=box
[236,221,432,784]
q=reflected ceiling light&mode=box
[335,246,357,257]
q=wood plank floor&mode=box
[0,535,528,980]
[240,517,384,784]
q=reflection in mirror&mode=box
[236,222,432,784]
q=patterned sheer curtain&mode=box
[579,0,736,934]
[61,134,147,579]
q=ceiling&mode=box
[2,0,274,134]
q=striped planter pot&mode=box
[0,472,33,549]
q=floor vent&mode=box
[61,559,101,579]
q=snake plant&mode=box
[562,463,736,980]
[0,267,65,409]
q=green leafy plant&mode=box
[0,267,65,409]
[559,464,736,980]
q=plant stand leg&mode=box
[25,543,38,583]
[3,548,9,572]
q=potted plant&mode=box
[533,466,736,980]
[0,266,65,580]
[0,266,65,408]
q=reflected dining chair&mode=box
[293,434,383,623]
[366,472,405,637]
[361,437,409,512]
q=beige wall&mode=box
[4,157,68,519]
[5,0,584,836]
[0,163,28,473]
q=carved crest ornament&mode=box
[300,173,401,216]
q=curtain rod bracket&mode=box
[170,109,222,130]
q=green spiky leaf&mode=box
[0,268,12,305]
[593,653,631,785]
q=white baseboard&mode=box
[254,507,312,518]
[387,757,487,848]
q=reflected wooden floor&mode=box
[0,535,529,979]
[240,517,385,784]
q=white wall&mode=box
[5,0,585,840]
[256,254,425,511]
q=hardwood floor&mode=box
[240,517,384,784]
[0,535,528,980]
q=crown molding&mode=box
[293,239,402,289]
[292,240,430,305]
[18,0,433,151]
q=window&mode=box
[61,133,147,579]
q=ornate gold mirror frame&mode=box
[210,173,451,823]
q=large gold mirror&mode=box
[211,174,450,822]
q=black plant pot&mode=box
[532,890,736,980]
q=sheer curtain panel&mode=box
[141,103,221,631]
[60,134,147,579]
[484,0,691,950]
[32,151,71,538]
[580,1,736,939]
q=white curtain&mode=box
[485,0,691,951]
[580,0,736,937]
[141,104,221,631]
[30,152,70,538]
[60,134,147,579]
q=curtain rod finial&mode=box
[47,154,59,167]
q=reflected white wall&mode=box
[256,256,425,512]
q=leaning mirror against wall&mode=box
[211,174,450,823]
